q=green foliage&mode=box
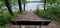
[0,0,5,6]
[10,0,18,5]
[46,0,57,4]
[22,0,26,3]
[35,7,60,23]
[0,26,4,28]
[0,9,26,28]
[0,0,27,27]
[35,0,60,23]
[0,12,15,26]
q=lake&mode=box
[12,3,44,11]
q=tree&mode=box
[18,0,22,13]
[22,0,26,11]
[41,0,46,11]
[5,0,14,16]
[44,0,46,11]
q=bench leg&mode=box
[39,25,41,28]
[19,25,21,28]
[35,25,37,28]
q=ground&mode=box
[8,11,60,28]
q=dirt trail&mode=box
[10,11,60,28]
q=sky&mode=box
[26,0,41,1]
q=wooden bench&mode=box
[9,20,51,28]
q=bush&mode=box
[0,13,15,26]
[35,7,60,23]
[0,10,26,26]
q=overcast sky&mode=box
[26,0,41,1]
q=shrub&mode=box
[35,7,60,23]
[0,13,15,26]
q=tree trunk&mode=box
[5,0,14,16]
[44,0,46,11]
[18,0,22,13]
[24,3,25,11]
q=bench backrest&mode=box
[9,20,51,26]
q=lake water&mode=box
[13,3,44,11]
